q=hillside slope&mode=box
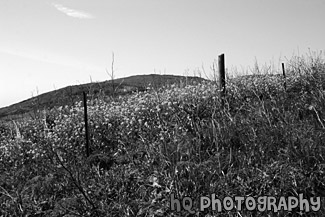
[0,74,206,121]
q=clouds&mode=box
[52,3,94,19]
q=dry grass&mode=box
[0,51,325,216]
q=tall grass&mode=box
[0,51,325,216]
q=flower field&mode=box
[1,52,325,216]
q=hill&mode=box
[0,74,206,121]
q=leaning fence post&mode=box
[218,54,226,106]
[282,63,287,92]
[83,92,90,157]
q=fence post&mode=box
[282,63,287,91]
[83,92,90,157]
[218,54,226,106]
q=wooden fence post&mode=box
[282,63,287,92]
[83,92,90,157]
[218,54,226,106]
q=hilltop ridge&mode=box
[0,74,206,121]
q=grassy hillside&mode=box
[0,53,325,216]
[0,74,205,122]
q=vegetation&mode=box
[0,74,205,121]
[1,52,325,216]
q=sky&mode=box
[0,0,324,108]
